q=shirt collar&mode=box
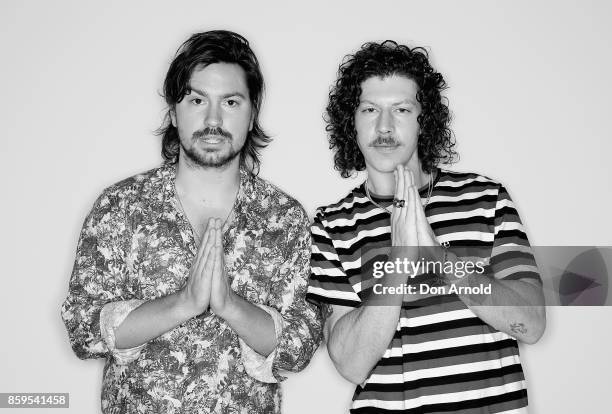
[159,161,257,217]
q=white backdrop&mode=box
[1,1,611,413]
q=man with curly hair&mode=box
[61,30,323,413]
[307,40,545,413]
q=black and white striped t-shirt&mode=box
[307,169,540,414]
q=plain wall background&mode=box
[1,0,611,412]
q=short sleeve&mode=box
[307,209,362,308]
[489,185,541,284]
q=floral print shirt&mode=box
[61,163,323,414]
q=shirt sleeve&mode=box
[306,209,362,308]
[263,204,325,382]
[238,303,284,383]
[60,190,135,359]
[99,299,146,364]
[488,185,542,283]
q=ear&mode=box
[170,107,177,128]
[249,110,255,131]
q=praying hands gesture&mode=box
[390,164,438,249]
[182,218,236,317]
[387,165,443,302]
[114,218,278,355]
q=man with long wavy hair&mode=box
[61,30,322,413]
[307,40,545,413]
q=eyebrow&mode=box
[359,99,417,106]
[187,86,248,100]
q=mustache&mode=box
[370,135,398,146]
[192,127,233,140]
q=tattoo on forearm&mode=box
[510,322,527,335]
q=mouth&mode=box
[371,143,399,148]
[370,136,399,148]
[370,142,401,154]
[198,135,227,144]
[371,143,400,150]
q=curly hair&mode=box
[326,40,457,177]
[157,30,270,172]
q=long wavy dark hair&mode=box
[326,40,457,177]
[157,30,270,172]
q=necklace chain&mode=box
[364,171,434,214]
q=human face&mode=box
[171,62,253,169]
[355,74,421,174]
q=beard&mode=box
[181,127,242,169]
[181,142,240,168]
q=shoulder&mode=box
[313,184,364,219]
[312,184,366,227]
[91,165,170,215]
[248,174,309,225]
[436,168,504,191]
[435,168,520,212]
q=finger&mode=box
[395,165,405,219]
[214,221,223,247]
[391,166,404,233]
[401,168,413,222]
[216,217,223,232]
[391,166,399,227]
[394,165,403,201]
[194,242,208,277]
[194,221,213,258]
[413,185,437,245]
[204,217,215,233]
[415,185,434,246]
[191,227,213,279]
[408,169,416,211]
[405,167,414,187]
[203,243,216,281]
[412,185,425,228]
[413,184,427,220]
[218,218,224,237]
[405,171,417,244]
[198,228,216,273]
[413,182,430,226]
[212,246,222,281]
[390,169,399,226]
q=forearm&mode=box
[328,304,401,384]
[449,273,546,344]
[114,290,197,349]
[327,251,415,383]
[217,294,277,356]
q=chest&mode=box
[123,209,284,304]
[177,197,234,240]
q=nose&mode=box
[376,109,392,135]
[205,103,222,128]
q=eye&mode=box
[226,99,239,107]
[396,107,412,113]
[361,107,377,113]
[191,98,204,105]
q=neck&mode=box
[175,155,241,204]
[366,162,429,196]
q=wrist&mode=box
[175,289,205,320]
[214,291,241,321]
